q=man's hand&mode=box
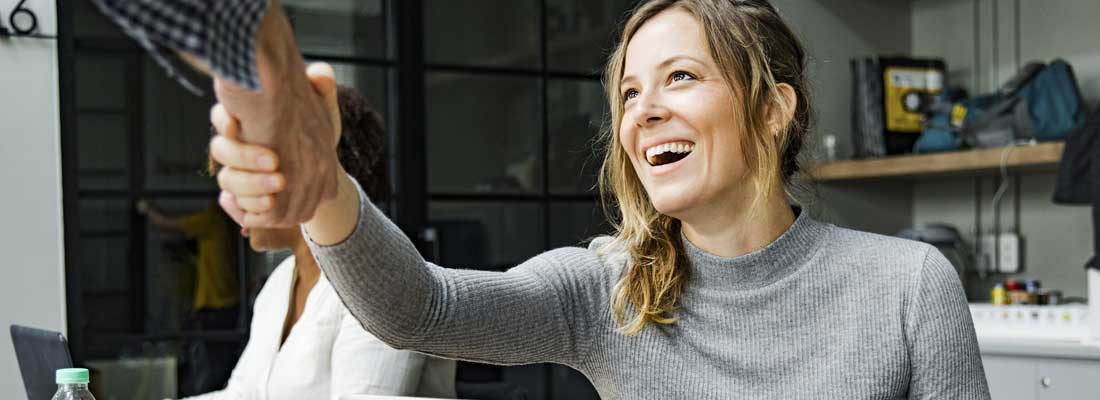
[211,60,342,228]
[210,1,341,228]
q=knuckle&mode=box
[216,168,230,187]
[210,137,226,158]
[218,193,232,210]
[209,103,224,124]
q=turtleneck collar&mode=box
[681,207,828,290]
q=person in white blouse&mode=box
[184,84,455,400]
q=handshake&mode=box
[209,61,347,232]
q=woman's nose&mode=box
[636,94,670,128]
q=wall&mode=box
[775,0,1095,298]
[773,0,917,234]
[912,0,1098,298]
[0,0,65,396]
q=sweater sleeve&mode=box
[304,180,602,367]
[905,247,991,400]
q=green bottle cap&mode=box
[56,368,89,384]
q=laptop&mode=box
[10,325,74,400]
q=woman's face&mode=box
[619,8,749,221]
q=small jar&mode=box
[991,284,1008,305]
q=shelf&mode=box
[810,141,1065,182]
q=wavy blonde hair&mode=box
[598,0,811,335]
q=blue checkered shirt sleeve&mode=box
[89,0,268,92]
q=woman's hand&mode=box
[210,62,343,229]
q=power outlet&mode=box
[980,233,1022,273]
[999,233,1021,273]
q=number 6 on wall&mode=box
[0,0,38,36]
[10,0,37,35]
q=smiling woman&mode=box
[598,1,811,335]
[206,0,992,398]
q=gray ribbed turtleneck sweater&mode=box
[306,183,991,399]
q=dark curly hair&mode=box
[208,85,390,201]
[335,86,390,201]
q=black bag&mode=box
[1054,103,1100,204]
[1053,103,1100,271]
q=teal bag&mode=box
[961,60,1085,147]
[1018,59,1085,141]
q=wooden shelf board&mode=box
[810,141,1065,182]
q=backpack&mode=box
[961,59,1085,147]
[1021,60,1086,140]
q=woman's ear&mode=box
[769,83,798,138]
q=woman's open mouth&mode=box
[645,141,695,167]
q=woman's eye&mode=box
[671,71,695,82]
[623,88,639,101]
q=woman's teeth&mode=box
[646,142,694,166]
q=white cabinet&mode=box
[984,355,1037,400]
[983,355,1100,400]
[1035,359,1100,400]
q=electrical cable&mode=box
[989,139,1037,274]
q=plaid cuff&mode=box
[90,0,268,93]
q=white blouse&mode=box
[184,256,455,400]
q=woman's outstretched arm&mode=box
[209,67,604,366]
[302,173,602,366]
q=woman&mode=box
[189,87,454,400]
[211,1,990,398]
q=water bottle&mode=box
[52,368,96,400]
